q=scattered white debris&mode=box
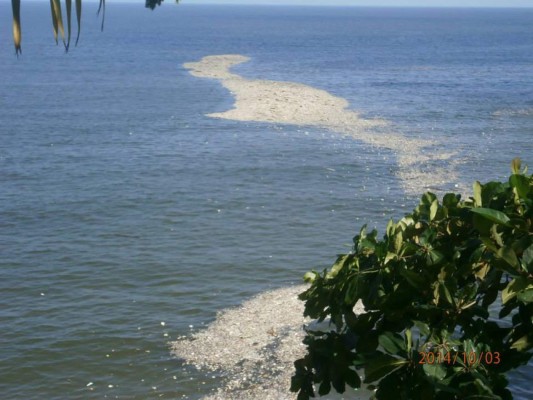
[183,54,465,197]
[86,382,93,387]
[161,321,166,326]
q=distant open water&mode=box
[0,3,531,399]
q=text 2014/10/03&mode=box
[418,351,501,366]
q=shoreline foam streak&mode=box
[183,54,461,195]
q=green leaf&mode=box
[318,379,331,396]
[422,192,437,206]
[511,157,522,175]
[470,207,510,226]
[509,174,530,199]
[384,252,397,265]
[502,277,529,304]
[394,232,403,254]
[399,268,427,291]
[405,329,412,354]
[473,181,482,207]
[511,335,530,351]
[443,193,460,209]
[379,332,406,356]
[327,254,349,279]
[428,249,444,266]
[430,199,439,221]
[497,246,519,269]
[344,368,361,389]
[423,362,447,381]
[414,320,430,336]
[517,289,533,303]
[522,244,533,273]
[363,354,407,383]
[386,219,395,238]
[473,213,493,235]
[439,282,455,307]
[303,271,317,283]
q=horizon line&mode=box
[6,1,533,8]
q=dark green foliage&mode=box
[145,0,164,10]
[145,0,179,10]
[292,159,533,400]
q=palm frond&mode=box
[75,0,82,46]
[65,0,72,51]
[7,0,181,55]
[11,0,21,55]
[52,0,67,48]
[97,0,105,32]
[49,0,58,44]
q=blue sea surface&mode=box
[0,3,532,399]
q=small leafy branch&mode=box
[292,158,532,400]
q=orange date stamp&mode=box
[418,351,501,366]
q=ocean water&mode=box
[0,3,532,399]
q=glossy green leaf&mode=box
[430,199,439,221]
[502,277,529,304]
[363,354,407,383]
[327,254,349,279]
[522,244,533,273]
[473,213,492,235]
[394,231,403,254]
[303,271,317,283]
[473,181,482,207]
[517,289,533,303]
[405,329,412,354]
[428,249,444,265]
[509,174,530,199]
[439,282,455,306]
[469,207,510,226]
[379,332,406,355]
[442,193,459,208]
[386,219,395,238]
[497,246,519,269]
[423,363,447,381]
[511,335,530,351]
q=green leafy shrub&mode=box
[291,159,532,400]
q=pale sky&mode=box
[187,0,533,6]
[9,0,533,7]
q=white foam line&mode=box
[184,54,463,196]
